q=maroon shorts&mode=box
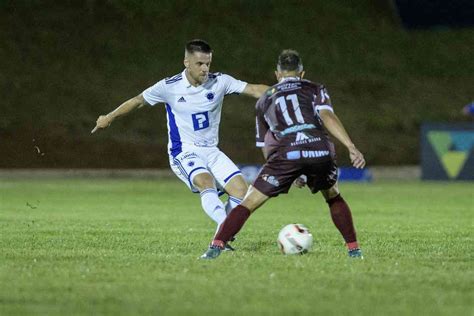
[253,155,338,197]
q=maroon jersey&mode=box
[255,77,336,162]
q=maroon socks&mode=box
[326,194,359,250]
[212,205,251,248]
[212,196,359,251]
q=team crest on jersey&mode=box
[188,161,195,167]
[261,174,279,186]
[206,92,215,101]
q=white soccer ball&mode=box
[277,224,313,255]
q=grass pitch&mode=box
[0,178,472,315]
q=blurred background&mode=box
[1,0,473,179]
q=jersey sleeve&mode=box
[314,85,334,114]
[142,79,167,106]
[221,74,248,95]
[255,97,269,147]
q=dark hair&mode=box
[277,49,303,72]
[185,39,212,54]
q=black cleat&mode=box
[224,243,235,251]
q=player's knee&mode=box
[241,187,268,212]
[232,183,248,199]
[192,172,215,191]
[225,176,248,199]
[322,183,340,201]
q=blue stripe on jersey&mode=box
[165,74,182,84]
[166,104,182,157]
[208,72,221,79]
[166,73,182,80]
[173,158,188,178]
[165,78,182,84]
[223,171,242,183]
[173,158,199,193]
[165,77,182,83]
[173,158,192,187]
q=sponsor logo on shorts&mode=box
[179,152,198,161]
[286,151,301,160]
[301,150,329,158]
[261,174,280,186]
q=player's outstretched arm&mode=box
[242,84,269,98]
[91,94,147,133]
[319,109,366,169]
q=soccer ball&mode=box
[277,224,313,255]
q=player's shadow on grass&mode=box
[241,239,276,253]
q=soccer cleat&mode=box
[348,248,364,259]
[200,245,223,260]
[224,243,235,251]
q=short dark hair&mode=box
[185,39,212,54]
[277,49,303,72]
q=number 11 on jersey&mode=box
[275,94,305,125]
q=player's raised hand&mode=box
[349,146,365,169]
[91,115,113,134]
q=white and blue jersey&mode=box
[142,70,248,192]
[142,70,247,157]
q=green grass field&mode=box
[0,178,472,315]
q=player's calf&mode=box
[326,194,362,255]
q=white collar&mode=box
[279,76,301,83]
[183,69,209,88]
[182,69,193,88]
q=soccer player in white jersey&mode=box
[92,39,268,247]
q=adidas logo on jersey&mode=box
[178,97,186,102]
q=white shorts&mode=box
[169,146,242,193]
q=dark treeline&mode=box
[1,0,473,168]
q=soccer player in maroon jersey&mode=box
[200,49,366,259]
